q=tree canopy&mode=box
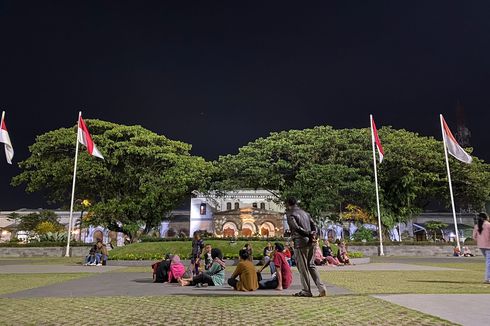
[213,125,490,227]
[12,120,213,240]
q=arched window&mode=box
[234,202,239,210]
[226,202,232,210]
[252,202,258,208]
[260,202,266,210]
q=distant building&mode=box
[0,209,124,245]
[189,190,286,237]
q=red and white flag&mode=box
[441,115,472,164]
[370,115,384,163]
[0,111,14,164]
[78,115,104,159]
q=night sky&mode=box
[1,1,489,209]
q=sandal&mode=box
[293,291,312,297]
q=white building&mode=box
[0,209,124,245]
[189,190,287,237]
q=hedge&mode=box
[108,240,366,261]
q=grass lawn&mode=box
[0,295,456,326]
[0,273,90,295]
[321,268,490,294]
[327,256,489,294]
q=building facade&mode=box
[189,190,287,237]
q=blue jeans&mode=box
[95,253,107,265]
[480,248,490,281]
[85,255,96,264]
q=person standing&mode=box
[285,197,327,297]
[191,232,204,275]
[473,212,490,284]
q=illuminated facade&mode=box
[189,190,287,237]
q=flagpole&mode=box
[370,114,384,256]
[65,111,82,257]
[439,114,461,251]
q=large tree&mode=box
[213,126,490,227]
[12,120,213,240]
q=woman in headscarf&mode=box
[168,255,186,283]
[179,248,226,287]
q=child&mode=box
[202,244,213,270]
[191,232,204,275]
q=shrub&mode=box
[35,221,64,235]
[38,232,67,242]
[352,227,374,242]
[348,251,364,258]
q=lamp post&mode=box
[77,199,91,242]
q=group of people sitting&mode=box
[83,239,108,266]
[151,242,293,291]
[314,239,351,266]
[453,245,475,257]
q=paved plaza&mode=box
[0,257,488,325]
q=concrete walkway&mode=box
[0,265,124,274]
[374,294,490,326]
[1,270,352,298]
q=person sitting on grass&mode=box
[322,240,342,266]
[168,255,186,283]
[94,239,108,266]
[336,240,351,265]
[453,246,462,257]
[152,254,173,283]
[202,244,213,270]
[179,248,226,287]
[84,244,98,266]
[463,246,475,257]
[243,243,253,262]
[228,249,258,291]
[257,243,292,290]
[314,242,327,266]
[283,244,292,266]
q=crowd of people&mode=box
[148,197,357,297]
[85,202,490,293]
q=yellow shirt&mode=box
[231,260,258,291]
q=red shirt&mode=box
[273,251,292,289]
[283,248,292,258]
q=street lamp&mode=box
[77,199,91,242]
